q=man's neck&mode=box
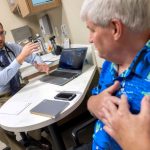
[118,30,149,69]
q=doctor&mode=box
[0,22,50,150]
[0,23,49,103]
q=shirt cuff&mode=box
[11,59,21,69]
[32,54,43,64]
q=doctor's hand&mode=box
[102,95,150,150]
[34,62,50,74]
[87,81,120,119]
[17,42,39,64]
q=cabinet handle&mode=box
[16,5,21,15]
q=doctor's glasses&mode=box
[0,31,6,36]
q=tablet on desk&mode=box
[30,99,69,118]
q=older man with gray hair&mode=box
[80,0,150,149]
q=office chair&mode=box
[68,117,96,150]
[20,129,52,150]
[68,69,100,150]
[2,133,28,150]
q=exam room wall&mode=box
[0,0,103,69]
[43,0,89,45]
[0,1,40,42]
[0,0,88,44]
[61,0,89,44]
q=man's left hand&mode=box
[34,62,49,74]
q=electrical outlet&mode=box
[61,24,68,37]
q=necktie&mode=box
[0,50,10,67]
[0,50,21,95]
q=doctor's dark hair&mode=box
[0,22,3,28]
[80,0,150,31]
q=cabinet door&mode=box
[17,0,30,17]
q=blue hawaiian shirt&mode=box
[92,40,150,150]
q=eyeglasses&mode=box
[0,31,6,36]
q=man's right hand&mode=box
[102,95,150,150]
[87,81,120,119]
[16,42,39,64]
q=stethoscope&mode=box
[0,44,16,67]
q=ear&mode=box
[110,19,123,40]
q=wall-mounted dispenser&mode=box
[39,14,53,35]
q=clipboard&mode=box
[30,99,69,118]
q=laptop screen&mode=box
[58,47,87,70]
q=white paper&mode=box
[0,102,31,115]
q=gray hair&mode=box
[80,0,150,31]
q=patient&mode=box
[80,0,150,149]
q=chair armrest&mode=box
[71,117,96,147]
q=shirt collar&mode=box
[111,40,150,79]
[0,46,6,51]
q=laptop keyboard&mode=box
[49,70,78,79]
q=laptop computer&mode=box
[40,47,87,85]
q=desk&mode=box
[0,65,96,150]
[20,53,60,79]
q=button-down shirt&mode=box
[0,42,43,95]
[92,40,150,150]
